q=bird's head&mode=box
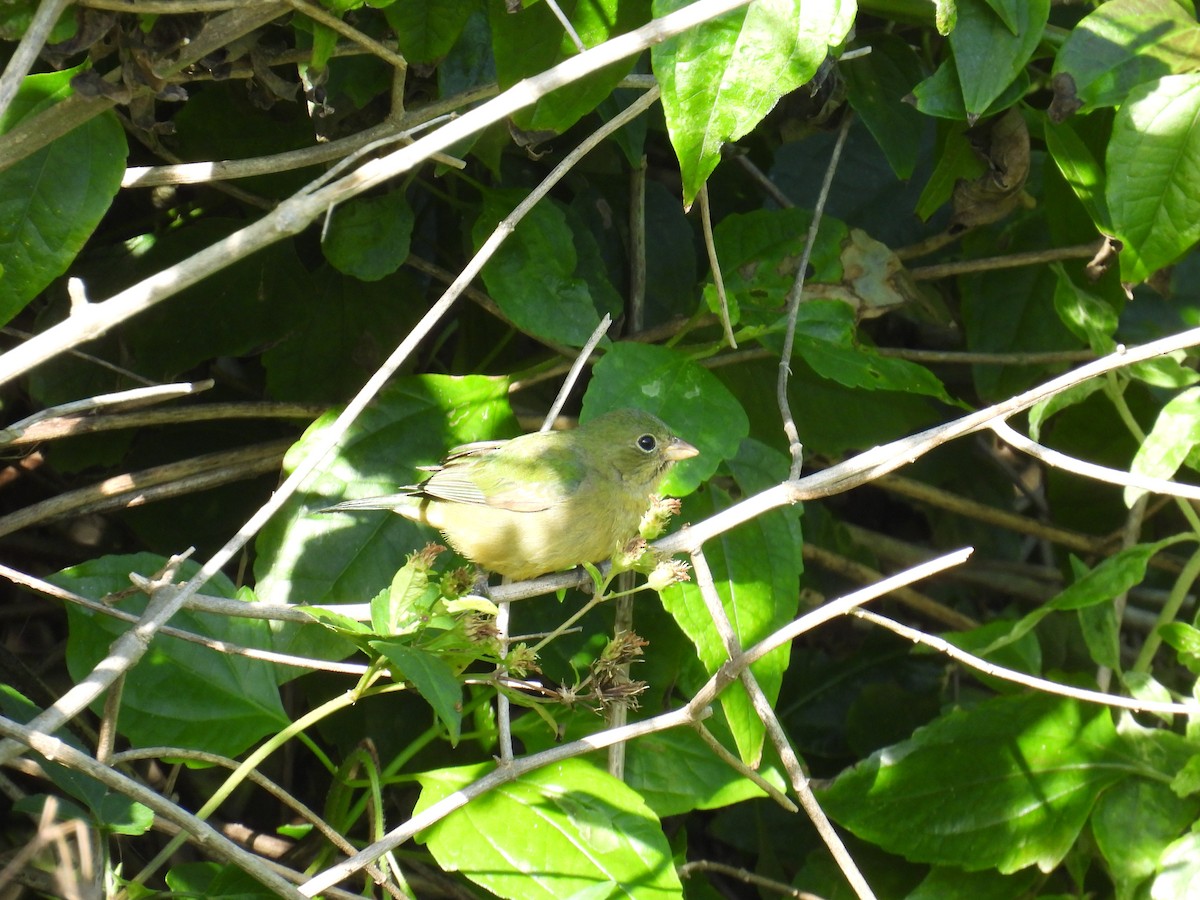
[579,409,698,490]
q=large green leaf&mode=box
[1093,777,1200,897]
[939,0,1047,120]
[624,727,780,816]
[660,440,801,766]
[1045,116,1113,232]
[1108,74,1200,284]
[1052,0,1200,114]
[489,0,646,134]
[819,694,1128,873]
[652,0,854,206]
[0,69,126,325]
[322,189,414,281]
[383,0,475,64]
[1125,385,1200,507]
[842,34,926,180]
[414,759,683,898]
[473,189,622,348]
[56,554,289,757]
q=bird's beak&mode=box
[664,437,699,462]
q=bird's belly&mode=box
[429,501,640,581]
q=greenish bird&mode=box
[325,409,699,581]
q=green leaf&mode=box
[383,0,475,64]
[1078,601,1121,671]
[322,189,414,281]
[1045,116,1113,232]
[1108,74,1200,284]
[819,694,1127,873]
[907,867,1040,900]
[373,557,441,636]
[1051,263,1117,355]
[660,441,802,765]
[1093,777,1200,895]
[1052,0,1200,113]
[0,686,154,834]
[473,189,621,347]
[977,538,1186,656]
[842,34,927,180]
[254,376,516,606]
[414,759,683,898]
[55,554,289,757]
[916,122,986,219]
[262,266,424,404]
[489,0,646,134]
[711,208,846,320]
[583,342,748,496]
[624,727,781,816]
[652,0,854,206]
[1028,379,1106,441]
[0,70,126,325]
[372,641,463,744]
[1154,832,1200,898]
[1126,386,1200,507]
[758,301,956,405]
[946,0,1048,120]
[167,862,277,899]
[980,0,1020,34]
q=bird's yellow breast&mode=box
[415,488,650,581]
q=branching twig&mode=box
[851,608,1200,717]
[0,716,308,899]
[690,549,876,900]
[777,113,854,478]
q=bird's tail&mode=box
[321,494,413,514]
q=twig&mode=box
[1,380,213,438]
[877,473,1107,555]
[2,563,367,674]
[851,608,1200,716]
[777,113,853,478]
[698,185,737,348]
[876,347,1094,365]
[541,314,612,431]
[801,543,977,630]
[1,401,322,447]
[909,239,1106,281]
[0,440,291,539]
[691,548,876,900]
[692,723,797,812]
[0,326,158,386]
[678,860,826,899]
[111,747,398,894]
[0,716,308,899]
[543,0,587,53]
[992,420,1200,501]
[283,0,408,71]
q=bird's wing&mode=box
[420,436,585,513]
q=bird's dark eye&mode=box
[637,434,657,452]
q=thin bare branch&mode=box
[777,113,853,478]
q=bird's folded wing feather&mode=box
[419,439,585,513]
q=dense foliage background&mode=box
[4,0,1200,897]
